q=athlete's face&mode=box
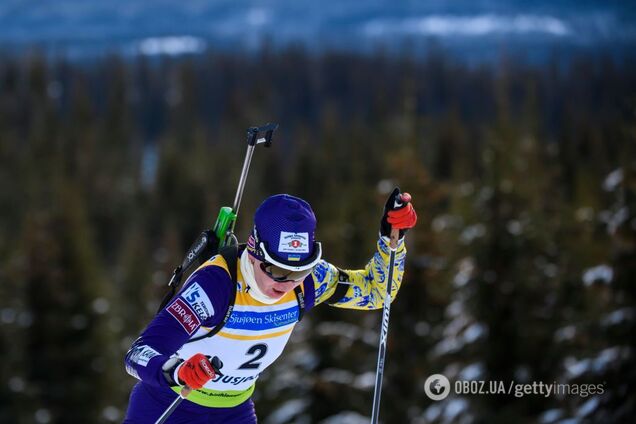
[251,258,304,299]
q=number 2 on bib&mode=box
[238,344,268,370]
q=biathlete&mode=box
[123,189,417,423]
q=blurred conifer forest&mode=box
[0,48,635,423]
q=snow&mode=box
[424,403,443,422]
[564,347,629,378]
[564,357,592,379]
[514,365,531,382]
[594,347,624,369]
[137,36,206,56]
[478,187,494,203]
[603,168,623,192]
[319,411,369,424]
[34,409,51,424]
[599,207,629,234]
[363,15,570,38]
[453,258,475,288]
[445,299,466,318]
[102,406,121,422]
[444,398,470,421]
[582,265,613,286]
[414,321,431,337]
[458,182,475,197]
[463,323,487,343]
[432,337,460,356]
[288,347,319,370]
[268,368,311,392]
[576,397,600,417]
[8,376,25,392]
[538,408,563,423]
[460,224,486,244]
[17,311,33,328]
[320,411,371,424]
[246,8,269,27]
[315,321,377,347]
[458,362,484,380]
[443,314,471,339]
[432,214,462,232]
[434,321,487,356]
[541,263,559,278]
[320,368,354,385]
[92,297,110,314]
[264,399,309,424]
[376,179,396,195]
[507,220,523,235]
[554,325,576,342]
[575,207,595,223]
[353,372,376,390]
[1,308,16,324]
[315,322,360,341]
[601,308,634,327]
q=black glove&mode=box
[380,187,417,238]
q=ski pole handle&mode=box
[389,192,410,249]
[247,123,278,147]
[179,385,193,398]
[232,123,279,223]
[154,355,223,424]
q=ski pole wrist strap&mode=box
[325,269,350,305]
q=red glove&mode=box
[177,353,217,389]
[387,193,417,229]
[380,188,417,237]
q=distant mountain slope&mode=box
[0,0,634,61]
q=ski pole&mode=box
[370,193,408,424]
[154,386,192,424]
[157,123,277,312]
[154,356,223,424]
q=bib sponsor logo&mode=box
[226,306,299,330]
[211,372,260,387]
[129,345,160,367]
[278,232,309,253]
[181,282,215,320]
[167,298,201,335]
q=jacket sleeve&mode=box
[311,236,406,310]
[124,263,233,388]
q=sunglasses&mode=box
[259,262,314,282]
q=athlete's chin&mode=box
[270,287,288,298]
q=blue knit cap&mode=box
[247,194,322,270]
